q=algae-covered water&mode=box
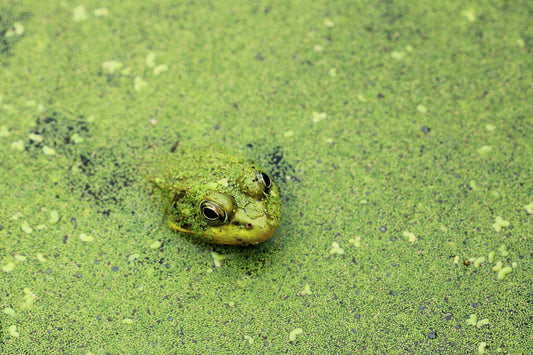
[1,1,532,353]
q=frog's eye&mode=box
[199,192,236,226]
[200,201,227,225]
[256,171,272,194]
[237,168,275,198]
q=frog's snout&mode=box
[204,207,278,245]
[231,208,271,231]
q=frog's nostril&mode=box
[232,221,252,229]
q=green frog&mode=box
[149,146,281,245]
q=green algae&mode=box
[1,0,532,353]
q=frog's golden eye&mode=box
[256,171,272,194]
[199,192,236,226]
[200,201,227,225]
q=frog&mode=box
[149,146,282,246]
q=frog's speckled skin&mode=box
[150,146,281,245]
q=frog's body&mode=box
[149,146,281,245]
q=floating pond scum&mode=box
[1,1,532,353]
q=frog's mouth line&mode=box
[168,221,196,235]
[179,223,192,231]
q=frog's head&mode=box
[167,167,281,246]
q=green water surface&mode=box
[1,1,532,353]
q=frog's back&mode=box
[160,146,253,184]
